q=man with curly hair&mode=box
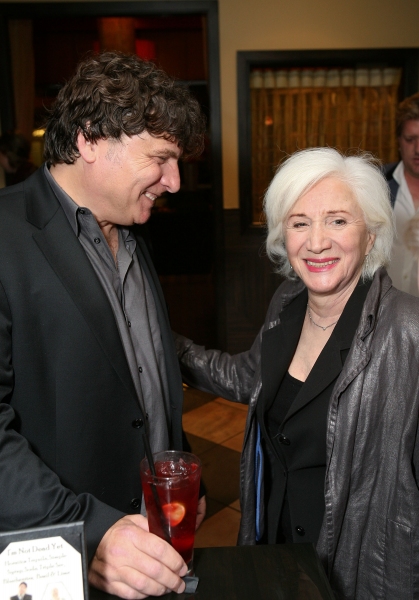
[0,52,206,599]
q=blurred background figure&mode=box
[385,92,419,296]
[0,131,36,187]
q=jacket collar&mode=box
[260,276,373,422]
[25,166,62,229]
[266,276,306,329]
[354,267,392,342]
[285,278,371,422]
[330,267,393,402]
[25,167,139,404]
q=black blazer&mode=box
[0,168,184,559]
[256,282,369,544]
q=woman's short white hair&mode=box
[264,147,395,280]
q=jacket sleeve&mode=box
[0,281,124,561]
[174,329,262,404]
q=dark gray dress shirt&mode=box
[44,166,170,481]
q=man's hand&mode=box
[89,514,187,599]
[195,495,206,530]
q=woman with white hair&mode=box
[176,147,419,599]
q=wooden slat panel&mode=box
[250,79,401,224]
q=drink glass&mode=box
[140,450,202,574]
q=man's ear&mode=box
[77,131,97,164]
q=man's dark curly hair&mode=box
[44,51,206,165]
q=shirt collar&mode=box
[392,160,404,185]
[43,164,134,245]
[393,160,414,205]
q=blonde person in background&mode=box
[385,92,419,295]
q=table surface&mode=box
[89,543,334,600]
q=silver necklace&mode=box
[307,304,338,331]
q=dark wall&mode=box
[222,209,282,354]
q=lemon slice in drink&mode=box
[162,502,186,526]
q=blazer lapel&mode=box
[283,334,345,422]
[260,289,307,414]
[27,170,138,404]
[283,280,371,423]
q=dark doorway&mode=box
[0,1,223,348]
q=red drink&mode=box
[140,451,202,569]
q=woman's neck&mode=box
[307,277,360,323]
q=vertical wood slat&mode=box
[250,82,400,223]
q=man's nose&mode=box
[162,161,181,193]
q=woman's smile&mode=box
[305,258,339,271]
[285,177,375,300]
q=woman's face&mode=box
[285,177,375,298]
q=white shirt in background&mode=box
[388,161,419,296]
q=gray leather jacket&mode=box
[176,268,419,599]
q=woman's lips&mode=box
[305,258,339,272]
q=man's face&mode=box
[399,119,419,179]
[18,583,27,595]
[89,131,182,226]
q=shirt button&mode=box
[132,418,144,428]
[138,366,143,373]
[127,321,131,327]
[278,434,291,445]
[295,526,305,536]
[79,208,86,215]
[94,237,101,244]
[131,498,141,509]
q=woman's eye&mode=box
[328,218,347,227]
[291,221,309,229]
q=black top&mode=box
[258,278,371,545]
[268,371,303,437]
[267,371,303,543]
